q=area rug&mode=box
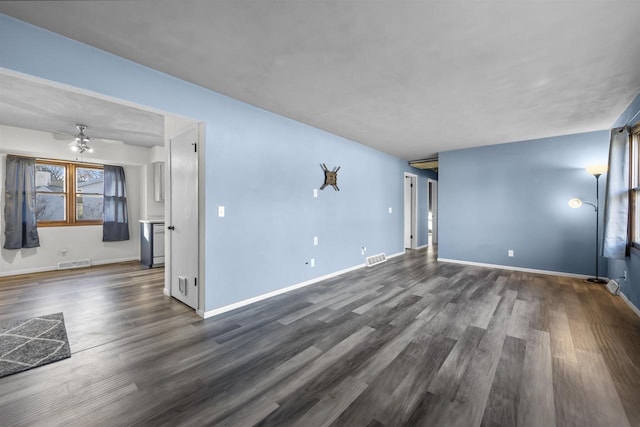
[0,313,71,379]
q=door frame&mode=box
[428,178,438,245]
[404,172,418,250]
[164,123,206,314]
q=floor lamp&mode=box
[568,164,608,284]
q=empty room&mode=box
[1,1,640,426]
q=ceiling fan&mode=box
[50,124,124,154]
[70,124,93,153]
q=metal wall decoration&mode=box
[320,163,340,191]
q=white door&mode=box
[169,128,199,309]
[404,174,417,249]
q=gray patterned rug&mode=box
[0,313,71,379]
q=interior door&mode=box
[169,127,198,309]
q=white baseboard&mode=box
[388,250,406,259]
[0,256,139,277]
[92,256,139,266]
[200,263,365,319]
[620,292,640,318]
[199,251,406,319]
[0,265,57,277]
[437,258,594,279]
[416,244,429,250]
[163,288,170,297]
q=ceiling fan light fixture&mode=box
[70,124,94,154]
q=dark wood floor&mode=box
[1,248,640,426]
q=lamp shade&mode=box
[585,164,608,176]
[568,198,582,208]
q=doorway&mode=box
[404,173,417,250]
[428,179,438,246]
[167,126,199,310]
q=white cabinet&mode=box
[153,162,164,202]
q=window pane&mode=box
[36,193,65,221]
[76,167,104,194]
[36,163,65,192]
[76,194,104,221]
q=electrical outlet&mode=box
[310,258,315,267]
[508,250,514,257]
[313,189,318,198]
[313,236,318,246]
[361,246,367,255]
[218,205,225,217]
[59,248,68,257]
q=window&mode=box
[632,125,640,246]
[35,160,104,226]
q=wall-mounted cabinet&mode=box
[153,161,164,202]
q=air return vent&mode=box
[57,259,91,270]
[366,253,387,267]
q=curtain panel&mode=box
[102,165,130,242]
[3,155,40,249]
[602,127,630,259]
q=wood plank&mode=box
[517,329,556,427]
[1,250,639,426]
[576,349,631,427]
[480,335,526,427]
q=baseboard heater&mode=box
[366,253,387,267]
[57,259,92,270]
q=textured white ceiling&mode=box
[0,73,164,147]
[1,1,639,160]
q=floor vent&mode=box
[606,279,620,296]
[57,259,91,270]
[366,253,387,267]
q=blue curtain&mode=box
[3,155,40,249]
[602,127,629,258]
[103,165,130,242]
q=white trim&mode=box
[620,292,640,318]
[0,256,139,277]
[437,258,594,279]
[163,288,171,297]
[92,257,139,266]
[0,265,58,277]
[416,244,429,250]
[403,172,418,250]
[427,178,438,245]
[199,250,406,319]
[387,250,406,259]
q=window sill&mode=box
[38,222,103,227]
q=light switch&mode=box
[388,207,393,213]
[313,189,318,198]
[218,206,225,217]
[310,258,315,267]
[313,236,318,246]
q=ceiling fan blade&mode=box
[92,137,124,145]
[50,131,74,141]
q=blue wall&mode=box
[0,14,436,311]
[608,91,640,308]
[439,131,610,276]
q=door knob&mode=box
[167,225,175,230]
